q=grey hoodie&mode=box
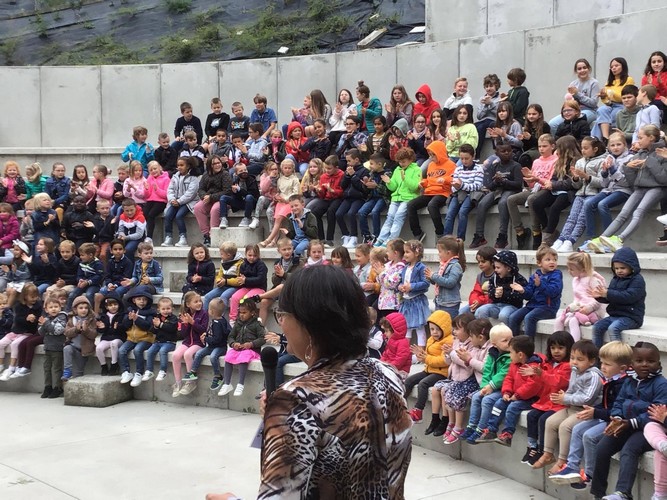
[562,365,603,407]
[39,311,68,352]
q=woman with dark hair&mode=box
[356,81,383,134]
[592,57,635,142]
[385,84,414,127]
[207,265,413,499]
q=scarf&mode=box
[434,256,458,296]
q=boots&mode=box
[432,416,450,437]
[532,231,542,250]
[108,362,120,376]
[516,229,530,250]
[424,414,441,435]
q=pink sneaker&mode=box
[442,424,455,440]
[444,428,463,445]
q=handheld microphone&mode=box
[260,347,279,397]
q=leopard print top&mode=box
[258,356,412,499]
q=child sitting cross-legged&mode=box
[143,296,179,382]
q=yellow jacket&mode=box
[423,310,453,376]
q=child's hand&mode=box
[265,332,281,345]
[95,319,105,328]
[274,265,284,277]
[40,253,49,263]
[152,317,161,327]
[456,348,471,363]
[371,261,384,273]
[479,385,492,396]
[469,300,480,312]
[577,405,595,420]
[237,275,246,286]
[26,314,36,323]
[424,267,433,280]
[128,311,137,320]
[503,393,511,402]
[140,276,150,285]
[78,279,88,289]
[180,312,193,325]
[518,365,538,377]
[509,283,524,293]
[590,284,607,298]
[494,287,503,299]
[549,390,565,405]
[192,274,201,283]
[361,282,375,292]
[648,404,667,424]
[380,174,391,183]
[232,342,241,350]
[441,343,452,354]
[0,265,8,273]
[38,316,46,325]
[398,283,411,293]
[605,418,629,437]
[533,273,541,287]
[120,279,132,287]
[200,332,206,343]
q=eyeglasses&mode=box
[274,309,291,324]
[415,120,426,124]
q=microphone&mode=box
[261,347,279,397]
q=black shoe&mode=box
[48,387,64,398]
[101,364,109,376]
[469,233,487,249]
[424,416,441,435]
[108,363,120,376]
[203,234,211,246]
[532,232,542,250]
[494,234,508,249]
[432,417,449,437]
[41,386,52,399]
[362,234,376,246]
[416,232,427,243]
[516,230,530,250]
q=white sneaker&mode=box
[161,235,173,247]
[219,217,229,229]
[130,372,143,387]
[120,371,133,384]
[249,217,260,229]
[218,383,233,396]
[551,239,564,251]
[156,370,167,381]
[11,367,30,378]
[658,214,667,226]
[233,384,244,396]
[179,381,197,395]
[558,240,574,253]
[171,383,181,398]
[341,235,350,247]
[1,367,16,381]
[174,235,188,247]
[239,217,251,227]
[142,370,154,382]
[345,236,358,249]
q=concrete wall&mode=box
[0,5,663,156]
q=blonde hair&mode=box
[370,247,387,263]
[25,162,43,183]
[489,323,512,343]
[32,192,52,208]
[3,161,21,177]
[301,158,323,187]
[566,252,594,276]
[220,241,237,256]
[599,340,633,366]
[608,131,626,146]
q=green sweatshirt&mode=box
[480,347,511,391]
[386,162,421,202]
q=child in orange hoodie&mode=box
[406,141,456,240]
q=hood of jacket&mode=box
[427,310,452,336]
[415,84,434,105]
[392,118,409,137]
[493,250,520,275]
[426,141,449,164]
[385,312,407,340]
[101,292,125,315]
[287,121,305,140]
[611,247,640,275]
[125,285,154,308]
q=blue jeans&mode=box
[145,342,176,372]
[276,352,300,385]
[203,286,236,310]
[592,315,641,348]
[292,238,309,257]
[164,204,190,236]
[67,285,100,311]
[508,306,557,338]
[487,398,535,434]
[119,340,152,373]
[583,191,629,239]
[357,198,386,237]
[443,194,474,240]
[100,285,130,297]
[591,103,623,139]
[191,345,226,375]
[219,194,256,219]
[475,303,517,325]
[567,419,605,476]
[377,201,408,243]
[467,389,502,430]
[436,304,460,323]
[37,283,50,295]
[335,198,364,237]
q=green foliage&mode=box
[116,7,138,18]
[160,33,198,63]
[0,39,20,65]
[43,35,144,65]
[360,12,400,36]
[164,0,191,15]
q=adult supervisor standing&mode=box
[207,265,413,499]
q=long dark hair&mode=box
[607,57,629,87]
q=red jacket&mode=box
[531,360,572,412]
[413,84,441,124]
[285,122,309,164]
[317,168,344,200]
[501,353,545,400]
[468,272,493,308]
[381,312,411,373]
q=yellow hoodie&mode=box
[423,310,453,376]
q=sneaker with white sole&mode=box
[599,235,623,252]
[174,234,188,247]
[219,217,229,229]
[249,217,260,229]
[341,235,350,247]
[161,235,173,247]
[586,237,608,254]
[558,240,574,253]
[218,383,233,396]
[658,214,667,226]
[10,367,30,378]
[551,239,564,251]
[142,371,154,382]
[233,384,244,396]
[179,380,197,395]
[171,383,181,398]
[156,370,167,381]
[0,367,16,381]
[344,236,358,249]
[130,372,143,387]
[120,371,133,384]
[239,217,251,227]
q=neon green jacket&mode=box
[386,162,421,202]
[480,347,511,391]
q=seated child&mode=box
[128,242,164,294]
[203,242,243,310]
[61,296,96,381]
[549,340,632,488]
[405,311,453,423]
[182,243,215,297]
[172,292,208,397]
[94,239,133,314]
[119,286,156,386]
[45,240,79,300]
[218,299,265,397]
[0,284,42,380]
[459,246,496,315]
[38,296,67,398]
[228,244,268,324]
[3,240,32,306]
[379,312,411,376]
[475,250,527,325]
[0,293,14,340]
[115,198,146,258]
[95,293,125,376]
[534,339,603,471]
[62,195,95,249]
[279,194,317,258]
[182,298,231,392]
[366,307,385,359]
[144,297,179,382]
[27,237,57,295]
[461,323,512,444]
[66,242,104,311]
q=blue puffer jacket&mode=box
[611,371,667,429]
[522,269,563,312]
[45,176,72,208]
[597,247,645,325]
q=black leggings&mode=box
[526,409,555,450]
[143,201,166,239]
[404,372,446,410]
[528,191,571,234]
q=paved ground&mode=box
[0,393,556,500]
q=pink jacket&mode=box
[570,272,607,315]
[92,177,115,203]
[0,215,20,249]
[145,172,170,203]
[123,177,147,204]
[529,153,557,190]
[259,173,278,198]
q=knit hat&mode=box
[385,312,408,338]
[72,296,91,310]
[493,250,519,275]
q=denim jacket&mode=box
[430,258,463,308]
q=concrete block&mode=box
[160,62,219,139]
[623,0,660,13]
[459,32,525,110]
[0,67,41,147]
[595,10,663,82]
[64,375,133,408]
[487,0,553,35]
[210,226,265,249]
[336,48,396,115]
[426,0,488,42]
[396,41,459,106]
[276,54,337,127]
[40,66,102,147]
[220,58,278,128]
[101,65,162,148]
[554,0,623,24]
[525,21,596,120]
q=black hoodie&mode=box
[97,293,126,342]
[488,250,527,307]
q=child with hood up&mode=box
[413,84,441,124]
[475,250,527,325]
[119,286,156,387]
[379,312,411,376]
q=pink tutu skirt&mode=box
[224,348,260,364]
[274,202,291,218]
